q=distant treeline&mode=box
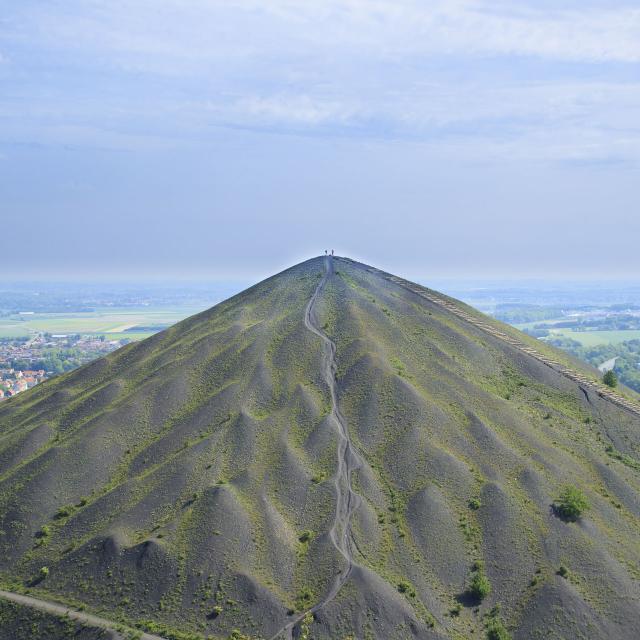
[10,347,86,374]
[546,336,640,394]
[493,304,564,324]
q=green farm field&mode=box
[545,328,640,346]
[0,305,206,340]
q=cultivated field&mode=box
[546,328,640,346]
[0,306,205,341]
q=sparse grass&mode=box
[397,580,416,597]
[294,588,313,612]
[2,257,639,640]
[136,619,205,640]
[54,506,73,520]
[468,497,481,510]
[486,615,511,640]
[604,444,640,472]
[298,530,312,543]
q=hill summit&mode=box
[1,256,640,640]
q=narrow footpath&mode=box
[0,589,166,640]
[270,255,363,640]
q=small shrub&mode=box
[54,505,72,520]
[486,616,511,640]
[557,565,569,578]
[39,566,49,580]
[472,559,485,572]
[36,525,50,539]
[468,565,491,601]
[449,603,462,617]
[397,580,415,597]
[469,497,481,510]
[299,612,314,640]
[554,485,589,521]
[298,530,312,543]
[603,370,617,388]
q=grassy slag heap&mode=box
[1,256,640,640]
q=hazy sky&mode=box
[1,1,639,281]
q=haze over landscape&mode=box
[1,2,640,640]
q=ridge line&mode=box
[339,258,640,420]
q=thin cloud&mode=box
[8,1,640,66]
[236,95,356,126]
[2,1,639,163]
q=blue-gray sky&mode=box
[1,1,639,281]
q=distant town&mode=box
[0,281,250,401]
[0,333,128,400]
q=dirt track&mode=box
[0,589,166,639]
[270,255,363,639]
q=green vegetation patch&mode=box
[553,485,589,522]
[466,560,491,602]
[484,605,511,640]
[136,619,205,640]
[0,598,113,640]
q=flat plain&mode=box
[0,306,206,340]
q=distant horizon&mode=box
[2,257,640,288]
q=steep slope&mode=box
[1,256,640,640]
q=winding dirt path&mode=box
[270,255,363,639]
[0,589,166,639]
[1,257,360,640]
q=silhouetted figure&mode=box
[325,249,327,255]
[331,249,334,256]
